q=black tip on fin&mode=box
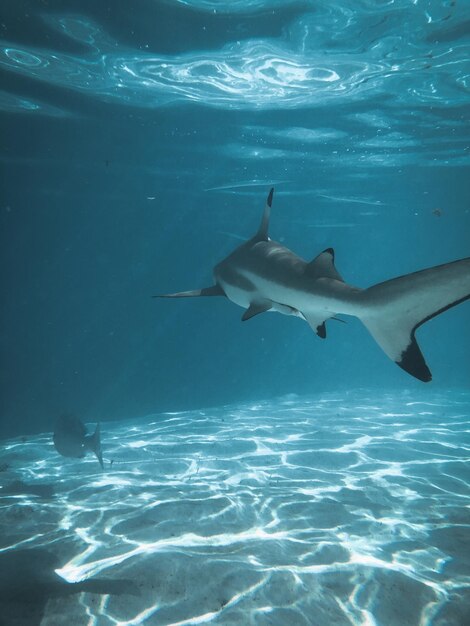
[323,247,335,259]
[256,189,275,241]
[267,188,274,207]
[316,322,327,339]
[397,336,432,382]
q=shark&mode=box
[53,415,104,469]
[156,189,470,381]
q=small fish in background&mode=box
[53,415,104,469]
[432,208,442,217]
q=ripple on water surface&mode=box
[0,1,469,112]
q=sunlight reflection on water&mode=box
[0,1,468,112]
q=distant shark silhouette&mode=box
[0,548,138,626]
[53,415,103,468]
[156,189,470,381]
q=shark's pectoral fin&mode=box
[154,284,226,298]
[303,313,332,339]
[242,301,273,321]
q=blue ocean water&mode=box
[0,1,469,624]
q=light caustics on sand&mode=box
[0,391,469,625]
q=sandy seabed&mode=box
[1,389,469,626]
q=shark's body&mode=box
[158,189,470,381]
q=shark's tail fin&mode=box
[85,423,104,469]
[359,258,470,381]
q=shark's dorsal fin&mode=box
[255,188,274,241]
[306,248,344,281]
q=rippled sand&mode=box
[1,390,469,625]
